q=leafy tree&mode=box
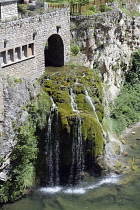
[125,49,140,85]
[110,49,140,136]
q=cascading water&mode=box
[69,87,84,184]
[84,89,107,140]
[43,82,110,188]
[44,98,60,186]
[103,85,123,169]
[69,117,84,184]
[75,117,84,182]
[70,87,79,113]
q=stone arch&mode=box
[44,34,64,67]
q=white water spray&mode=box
[85,89,107,140]
[70,87,79,113]
[45,97,60,186]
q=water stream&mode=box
[69,86,84,184]
[70,87,79,113]
[44,97,60,186]
[85,89,107,140]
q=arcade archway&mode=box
[44,34,64,67]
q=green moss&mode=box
[81,113,104,157]
[58,103,73,133]
[75,94,85,110]
[41,65,104,157]
[53,90,71,104]
[44,79,53,88]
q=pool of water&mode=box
[2,124,140,210]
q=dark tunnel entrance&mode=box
[44,34,64,67]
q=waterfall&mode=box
[76,117,84,183]
[50,96,57,110]
[85,89,107,140]
[69,86,84,184]
[70,87,79,113]
[45,115,53,186]
[44,98,60,186]
[69,117,84,184]
[103,86,123,168]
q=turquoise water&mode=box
[2,124,140,210]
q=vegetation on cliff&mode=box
[0,90,51,203]
[110,50,140,136]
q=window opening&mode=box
[15,47,21,60]
[22,45,27,57]
[0,51,6,64]
[28,43,34,56]
[7,49,14,62]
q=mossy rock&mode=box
[81,113,104,157]
[41,66,105,158]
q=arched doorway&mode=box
[44,34,64,67]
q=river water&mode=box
[2,123,140,210]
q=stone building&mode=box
[0,0,18,21]
[0,0,70,123]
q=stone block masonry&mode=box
[0,8,70,78]
[0,8,70,121]
[0,0,18,21]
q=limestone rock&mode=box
[70,8,140,101]
[0,77,40,182]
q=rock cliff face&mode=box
[70,7,140,100]
[0,78,40,182]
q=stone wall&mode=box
[0,1,18,21]
[0,8,70,78]
[0,8,70,122]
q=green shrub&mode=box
[125,49,140,85]
[71,44,80,56]
[99,4,106,12]
[110,50,140,136]
[82,9,95,15]
[99,4,111,12]
[89,5,95,12]
[18,4,29,13]
[110,84,140,136]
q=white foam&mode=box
[86,174,119,190]
[64,188,86,194]
[39,186,62,194]
[38,175,119,195]
[99,176,119,185]
[86,184,98,190]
